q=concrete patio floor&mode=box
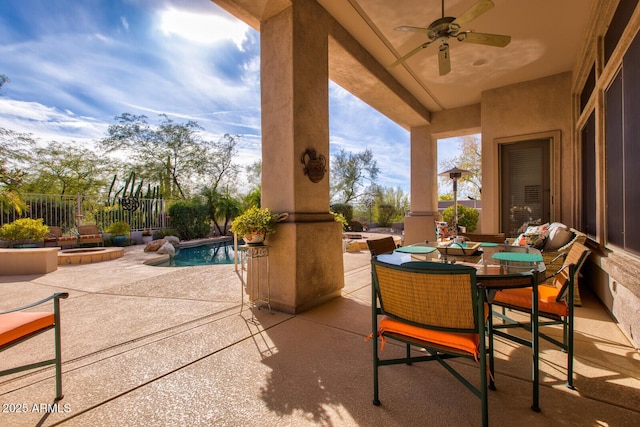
[1,241,639,426]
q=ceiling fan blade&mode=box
[457,31,511,47]
[394,25,431,34]
[438,43,451,76]
[388,42,432,68]
[452,0,495,28]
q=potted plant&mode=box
[106,221,130,246]
[231,206,281,245]
[0,218,50,248]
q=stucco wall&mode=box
[480,72,574,232]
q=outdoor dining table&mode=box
[377,244,544,412]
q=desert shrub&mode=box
[376,204,395,227]
[153,228,180,239]
[0,218,50,244]
[441,205,479,232]
[330,203,353,223]
[348,220,363,232]
[168,200,211,240]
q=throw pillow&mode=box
[513,223,550,249]
[544,227,574,251]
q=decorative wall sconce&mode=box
[300,148,327,183]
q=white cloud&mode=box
[159,8,249,48]
[0,99,108,147]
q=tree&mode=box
[214,193,242,235]
[374,186,409,226]
[24,142,110,195]
[439,134,482,200]
[0,128,36,214]
[201,187,241,235]
[330,148,380,204]
[245,161,261,185]
[202,133,240,192]
[101,114,210,199]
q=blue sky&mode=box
[0,0,459,195]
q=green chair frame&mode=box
[0,292,69,401]
[489,242,591,390]
[370,258,489,426]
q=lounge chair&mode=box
[0,292,70,401]
[77,224,103,247]
[45,226,78,248]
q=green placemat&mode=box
[480,242,498,247]
[395,246,437,254]
[491,252,543,263]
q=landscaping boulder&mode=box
[164,235,180,246]
[157,242,176,256]
[144,239,167,252]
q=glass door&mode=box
[500,139,551,236]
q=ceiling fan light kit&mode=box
[390,0,511,75]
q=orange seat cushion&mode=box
[378,316,480,358]
[79,234,101,240]
[493,286,568,317]
[0,312,55,347]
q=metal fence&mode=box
[0,193,169,232]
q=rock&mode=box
[164,235,180,246]
[157,242,176,256]
[144,239,167,252]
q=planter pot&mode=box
[15,243,39,248]
[142,236,153,244]
[9,239,45,248]
[112,235,127,247]
[243,231,267,245]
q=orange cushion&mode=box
[378,316,480,358]
[493,286,568,317]
[0,312,55,347]
[79,234,101,240]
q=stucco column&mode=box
[260,0,344,313]
[404,125,439,244]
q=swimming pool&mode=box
[159,240,237,267]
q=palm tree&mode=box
[215,193,241,235]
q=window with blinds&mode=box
[604,26,640,255]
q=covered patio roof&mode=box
[214,0,598,128]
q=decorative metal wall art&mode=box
[300,149,327,183]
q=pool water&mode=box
[168,241,237,267]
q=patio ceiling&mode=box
[320,0,597,113]
[215,0,597,126]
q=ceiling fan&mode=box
[389,0,511,75]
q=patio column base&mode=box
[266,218,344,314]
[404,212,439,245]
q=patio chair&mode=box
[490,242,591,389]
[370,258,490,426]
[366,236,398,256]
[77,224,103,247]
[0,292,70,401]
[45,226,78,248]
